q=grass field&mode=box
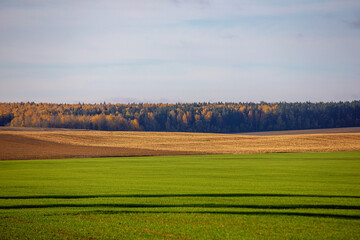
[1,152,360,239]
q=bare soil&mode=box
[1,127,359,160]
[0,133,197,160]
[239,127,360,136]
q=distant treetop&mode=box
[0,101,359,133]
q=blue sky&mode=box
[0,0,359,103]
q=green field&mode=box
[1,152,360,239]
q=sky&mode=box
[0,0,360,104]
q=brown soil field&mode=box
[239,127,360,135]
[1,127,360,160]
[0,133,198,160]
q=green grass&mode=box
[0,152,360,239]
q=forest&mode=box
[0,101,359,133]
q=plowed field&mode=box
[1,127,360,160]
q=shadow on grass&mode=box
[76,210,360,220]
[1,203,360,211]
[1,193,360,199]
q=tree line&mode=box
[0,101,359,133]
